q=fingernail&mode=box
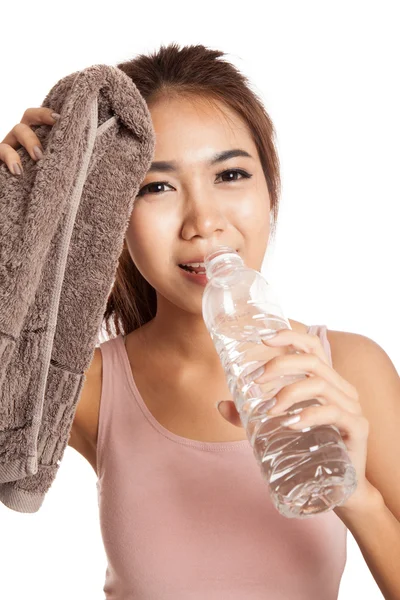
[33,146,43,161]
[215,400,223,412]
[281,415,301,426]
[263,331,279,342]
[51,113,60,120]
[12,163,22,176]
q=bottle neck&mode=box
[205,251,244,279]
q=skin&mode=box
[124,93,276,386]
[3,99,390,521]
[3,100,396,596]
[0,101,307,440]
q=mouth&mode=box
[177,264,208,286]
[177,249,240,275]
[178,263,206,275]
[177,248,240,286]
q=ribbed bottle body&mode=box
[202,247,357,519]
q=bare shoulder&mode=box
[325,327,382,368]
[67,346,102,473]
[325,327,399,396]
[290,318,385,373]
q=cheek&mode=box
[125,209,150,262]
[124,206,174,287]
[230,193,270,271]
[231,193,270,235]
[126,203,171,254]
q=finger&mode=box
[255,352,358,401]
[0,127,42,172]
[217,400,243,428]
[267,375,363,417]
[1,123,45,174]
[284,403,369,442]
[0,142,25,175]
[0,108,59,174]
[7,122,46,162]
[1,107,59,149]
[20,107,60,128]
[262,329,330,365]
[0,129,41,174]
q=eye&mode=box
[216,168,253,183]
[136,168,252,197]
[136,181,174,197]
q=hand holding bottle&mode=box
[216,327,373,512]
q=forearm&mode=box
[336,488,400,600]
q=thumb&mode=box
[216,400,243,428]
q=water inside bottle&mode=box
[210,312,358,518]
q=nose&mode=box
[180,191,227,242]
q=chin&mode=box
[161,290,204,316]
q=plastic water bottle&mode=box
[202,245,358,519]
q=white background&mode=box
[1,1,399,598]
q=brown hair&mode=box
[102,43,281,340]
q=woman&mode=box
[1,43,399,600]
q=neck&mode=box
[140,303,222,371]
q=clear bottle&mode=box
[202,245,358,519]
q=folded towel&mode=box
[0,64,155,513]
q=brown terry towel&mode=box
[0,64,155,513]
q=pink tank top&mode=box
[96,325,347,599]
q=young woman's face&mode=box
[125,94,271,316]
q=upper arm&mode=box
[68,346,103,454]
[328,330,400,522]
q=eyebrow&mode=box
[147,149,254,173]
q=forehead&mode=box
[148,95,254,156]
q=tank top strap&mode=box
[96,333,141,480]
[307,324,332,366]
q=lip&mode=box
[179,257,206,265]
[178,265,208,286]
[178,248,239,266]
